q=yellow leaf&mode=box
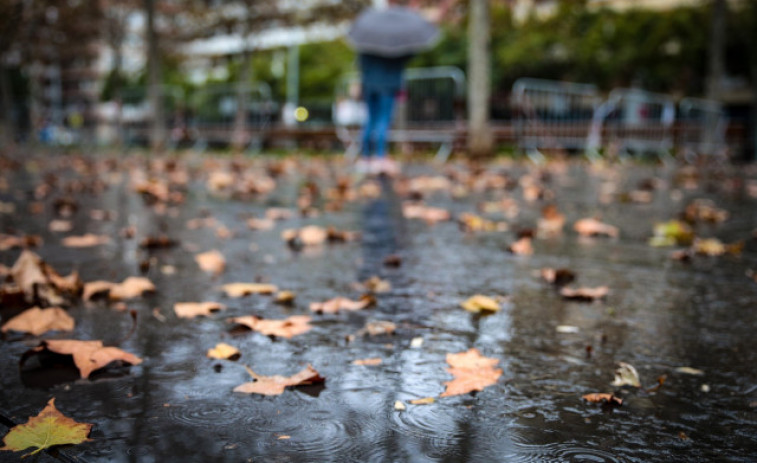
[1,398,92,456]
[460,295,501,313]
[207,343,240,360]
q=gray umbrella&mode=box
[347,6,440,58]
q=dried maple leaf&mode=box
[649,220,694,247]
[195,250,226,275]
[233,364,324,396]
[0,398,92,457]
[1,307,74,336]
[560,286,609,301]
[61,234,110,248]
[229,315,312,338]
[106,277,155,300]
[207,343,240,360]
[582,393,623,406]
[693,238,743,257]
[611,362,641,388]
[309,295,375,314]
[460,295,501,313]
[508,237,533,255]
[540,268,576,286]
[32,339,142,379]
[222,283,278,298]
[10,250,81,305]
[281,226,327,246]
[574,218,619,238]
[352,358,383,366]
[440,348,502,397]
[174,302,226,319]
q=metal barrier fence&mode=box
[587,88,676,160]
[188,83,276,151]
[335,66,465,162]
[678,97,728,160]
[511,78,601,161]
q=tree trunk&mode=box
[706,0,727,100]
[232,48,251,152]
[0,66,14,144]
[467,0,493,158]
[145,0,165,152]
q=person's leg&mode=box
[373,91,397,159]
[361,90,381,158]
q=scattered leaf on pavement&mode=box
[441,348,502,397]
[582,393,623,406]
[310,295,375,314]
[274,291,296,304]
[207,343,240,360]
[402,203,451,224]
[675,367,704,376]
[460,295,501,313]
[221,283,278,298]
[174,302,226,319]
[228,315,312,338]
[234,364,324,396]
[352,358,382,366]
[62,234,110,248]
[409,397,435,405]
[361,276,392,293]
[611,362,642,388]
[0,398,92,457]
[394,401,406,411]
[195,250,226,275]
[560,286,609,301]
[574,218,619,238]
[29,339,142,379]
[508,237,533,255]
[1,307,74,336]
[540,268,576,286]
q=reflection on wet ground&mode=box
[1,152,757,462]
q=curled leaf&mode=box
[441,348,502,397]
[611,362,641,388]
[233,364,324,396]
[174,302,226,319]
[310,295,375,314]
[229,315,312,338]
[460,295,501,313]
[207,343,240,360]
[1,307,74,336]
[222,283,278,298]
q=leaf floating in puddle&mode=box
[195,250,226,275]
[460,295,501,313]
[611,362,641,388]
[26,339,142,379]
[222,283,278,298]
[228,315,312,338]
[1,307,74,336]
[207,343,240,360]
[233,364,324,396]
[440,348,502,397]
[174,302,226,319]
[581,393,623,407]
[0,398,92,457]
[394,401,407,411]
[309,295,375,314]
[574,218,619,238]
[361,276,392,293]
[560,286,609,301]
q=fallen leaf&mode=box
[195,250,226,275]
[108,277,156,300]
[0,398,92,457]
[675,367,704,376]
[361,276,391,293]
[174,302,226,319]
[611,362,641,388]
[10,250,81,306]
[352,358,382,366]
[684,199,728,224]
[508,237,533,255]
[394,401,406,411]
[62,234,110,248]
[32,339,142,379]
[1,307,75,336]
[402,203,451,224]
[574,218,619,238]
[274,291,296,305]
[581,393,623,406]
[537,204,565,236]
[228,315,312,338]
[309,295,375,314]
[458,213,507,233]
[139,235,178,249]
[0,234,42,251]
[560,286,609,301]
[277,435,290,440]
[441,348,502,397]
[693,238,742,257]
[234,364,324,395]
[49,220,73,233]
[409,397,435,405]
[540,268,576,286]
[281,225,328,246]
[207,343,240,360]
[356,320,396,337]
[649,220,694,247]
[460,295,501,313]
[222,283,278,297]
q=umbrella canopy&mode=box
[347,6,440,58]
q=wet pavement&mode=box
[1,151,757,462]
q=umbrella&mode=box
[347,6,440,58]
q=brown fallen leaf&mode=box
[48,220,73,233]
[402,203,451,224]
[222,283,278,298]
[692,238,743,257]
[581,393,623,406]
[282,225,328,246]
[574,218,619,238]
[440,348,502,397]
[508,237,533,255]
[10,250,81,306]
[174,302,226,319]
[361,276,392,293]
[458,213,508,233]
[537,204,565,236]
[207,343,240,360]
[560,286,609,301]
[309,295,375,314]
[62,234,110,248]
[229,315,312,338]
[409,397,435,405]
[540,268,576,286]
[195,250,226,275]
[30,339,142,379]
[611,362,642,388]
[352,358,383,366]
[460,295,501,313]
[233,364,324,395]
[109,277,156,300]
[1,307,75,336]
[0,398,92,457]
[0,233,42,251]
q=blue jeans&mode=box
[361,89,396,158]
